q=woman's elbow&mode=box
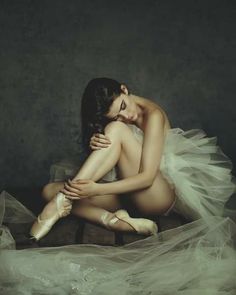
[146,178,154,188]
[143,173,156,188]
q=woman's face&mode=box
[105,86,138,124]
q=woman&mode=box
[1,78,236,294]
[29,77,236,241]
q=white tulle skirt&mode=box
[0,126,236,294]
[158,127,236,222]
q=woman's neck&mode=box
[130,94,158,128]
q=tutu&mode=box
[159,127,236,222]
[0,126,236,294]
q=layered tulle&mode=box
[0,191,236,294]
[159,128,236,222]
[1,126,236,294]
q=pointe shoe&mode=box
[30,192,72,241]
[100,211,120,230]
[113,209,158,236]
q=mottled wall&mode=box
[0,0,235,191]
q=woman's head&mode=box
[81,77,130,150]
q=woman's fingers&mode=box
[89,133,111,149]
[60,188,79,196]
[90,140,110,147]
[94,133,111,143]
[64,182,80,193]
[61,180,89,199]
[93,136,111,144]
[61,189,84,199]
[64,192,88,200]
[90,141,110,148]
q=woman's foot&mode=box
[101,210,158,236]
[114,209,158,235]
[30,192,72,241]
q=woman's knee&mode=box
[104,121,127,134]
[104,121,132,141]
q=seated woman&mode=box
[29,78,236,241]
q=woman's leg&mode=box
[40,182,156,235]
[42,182,122,212]
[79,121,175,216]
[58,120,174,217]
[32,121,172,238]
[44,121,174,218]
[71,122,124,182]
[35,121,135,219]
[31,122,125,236]
[40,182,135,233]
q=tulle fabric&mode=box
[1,126,236,294]
[0,191,236,294]
[159,127,236,222]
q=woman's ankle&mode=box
[100,212,135,232]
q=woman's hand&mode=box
[89,133,111,150]
[60,179,99,200]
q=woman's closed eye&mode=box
[121,100,126,110]
[113,100,126,120]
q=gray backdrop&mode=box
[0,0,235,198]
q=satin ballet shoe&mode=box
[30,192,72,241]
[113,209,158,236]
[100,211,120,230]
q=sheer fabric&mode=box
[0,192,236,294]
[159,128,236,222]
[0,126,236,294]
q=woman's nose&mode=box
[122,111,130,119]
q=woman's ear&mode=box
[120,84,129,95]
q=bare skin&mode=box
[33,85,176,234]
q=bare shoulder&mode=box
[142,109,165,133]
[138,96,171,130]
[147,108,165,123]
[146,108,171,133]
[141,97,165,119]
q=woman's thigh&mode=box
[117,125,176,215]
[41,181,122,212]
[131,173,176,215]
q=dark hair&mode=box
[81,77,129,152]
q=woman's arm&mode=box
[62,110,165,199]
[97,110,165,195]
